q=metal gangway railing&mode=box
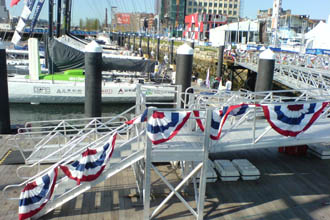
[235,51,330,96]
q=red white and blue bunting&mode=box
[147,111,191,145]
[60,133,117,185]
[126,109,148,125]
[210,104,249,140]
[259,102,329,137]
[18,167,58,220]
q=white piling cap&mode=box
[259,48,275,60]
[85,40,102,53]
[177,43,194,55]
[0,41,4,50]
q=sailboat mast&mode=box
[56,0,62,37]
[67,0,72,33]
[49,0,54,38]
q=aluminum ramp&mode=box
[33,149,144,219]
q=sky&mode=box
[6,0,330,26]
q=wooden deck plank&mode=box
[2,141,330,220]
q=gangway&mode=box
[235,52,330,97]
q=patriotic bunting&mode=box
[60,133,117,185]
[260,102,329,137]
[210,104,249,140]
[126,109,148,125]
[18,167,58,220]
[147,111,191,145]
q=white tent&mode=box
[305,21,330,50]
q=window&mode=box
[214,3,217,7]
[208,9,212,13]
[214,10,217,14]
[188,1,192,6]
[229,4,232,8]
[198,9,202,13]
[188,8,192,13]
[194,2,197,6]
[229,10,232,14]
[203,9,207,13]
[233,11,237,15]
[223,10,227,14]
[199,2,202,6]
[234,4,237,8]
[224,3,227,7]
[219,10,222,14]
[209,2,212,7]
[193,8,197,13]
[204,2,207,7]
[219,3,222,7]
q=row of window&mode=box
[188,1,238,8]
[187,8,237,15]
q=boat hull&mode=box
[8,77,174,104]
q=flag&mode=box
[10,0,21,7]
[60,133,117,185]
[259,102,329,137]
[147,111,191,145]
[18,168,58,220]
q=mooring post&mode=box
[85,41,103,117]
[0,42,10,134]
[169,39,174,64]
[216,45,225,78]
[147,35,150,58]
[176,44,194,105]
[139,34,142,51]
[127,34,130,49]
[156,37,160,61]
[255,49,275,91]
[133,34,136,51]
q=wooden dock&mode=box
[2,134,330,220]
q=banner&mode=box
[18,168,58,220]
[147,111,191,145]
[116,13,130,25]
[30,0,45,33]
[259,102,329,137]
[60,133,117,185]
[11,31,22,45]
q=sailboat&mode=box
[7,0,175,104]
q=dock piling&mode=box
[156,37,160,61]
[216,46,225,78]
[84,41,103,118]
[0,42,10,134]
[169,39,174,64]
[255,49,275,92]
[176,44,194,104]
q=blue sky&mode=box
[7,0,330,25]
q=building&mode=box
[111,12,155,33]
[0,0,9,22]
[183,13,227,40]
[156,0,241,37]
[257,7,325,44]
[186,0,241,22]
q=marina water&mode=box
[10,103,133,125]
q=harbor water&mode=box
[9,103,133,125]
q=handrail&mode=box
[3,122,136,199]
